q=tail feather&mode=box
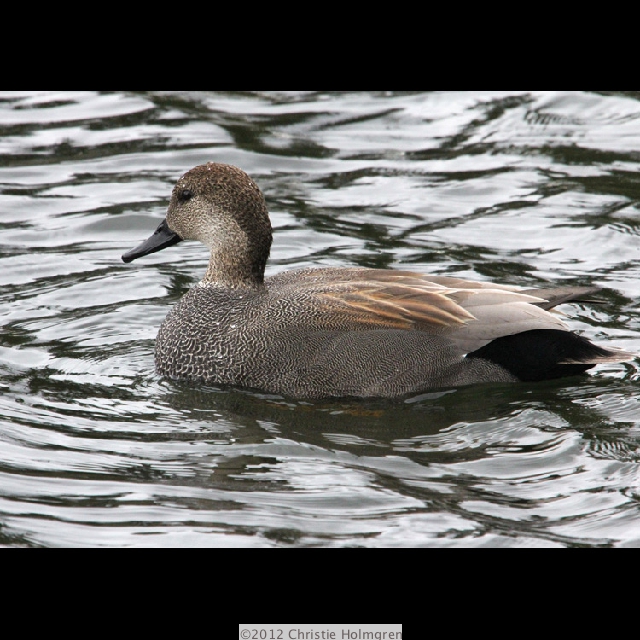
[522,287,604,311]
[468,329,635,383]
[561,345,636,365]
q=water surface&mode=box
[1,90,639,547]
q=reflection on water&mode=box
[1,91,639,547]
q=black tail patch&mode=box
[467,329,613,382]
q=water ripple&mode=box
[1,91,639,547]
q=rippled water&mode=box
[1,90,640,547]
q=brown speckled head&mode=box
[167,163,273,287]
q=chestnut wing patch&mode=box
[319,281,476,330]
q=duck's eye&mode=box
[178,189,194,203]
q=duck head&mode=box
[123,163,273,287]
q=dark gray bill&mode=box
[122,219,182,263]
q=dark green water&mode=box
[1,91,639,547]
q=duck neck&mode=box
[201,247,267,289]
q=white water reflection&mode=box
[1,91,639,547]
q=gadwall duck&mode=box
[122,163,635,399]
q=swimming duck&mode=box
[122,162,635,399]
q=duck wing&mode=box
[270,268,558,336]
[267,268,634,364]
